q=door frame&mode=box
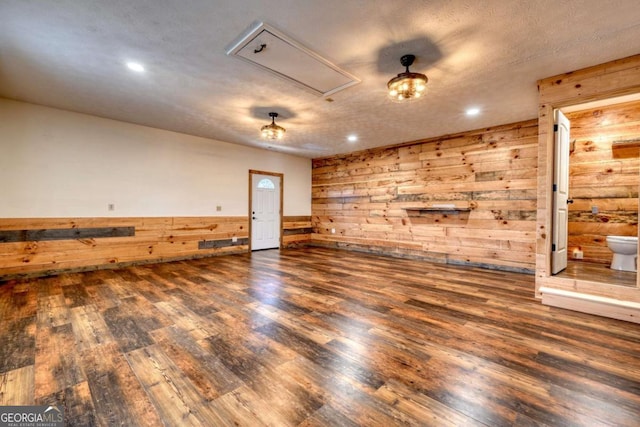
[248,169,284,251]
[537,94,640,295]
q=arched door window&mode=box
[257,178,275,189]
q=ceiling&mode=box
[2,1,640,158]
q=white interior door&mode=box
[251,173,281,250]
[552,109,571,274]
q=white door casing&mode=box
[552,109,570,274]
[250,172,281,250]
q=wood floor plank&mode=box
[62,283,92,308]
[150,325,242,400]
[0,365,34,405]
[69,304,115,351]
[1,247,640,426]
[257,321,381,386]
[9,285,39,320]
[164,287,220,316]
[83,283,120,311]
[298,404,362,427]
[81,342,162,427]
[102,305,155,353]
[37,293,70,328]
[374,379,486,427]
[202,331,324,424]
[275,356,423,426]
[126,344,222,426]
[208,385,279,427]
[35,381,97,427]
[154,300,223,341]
[0,315,36,373]
[249,301,338,345]
[34,323,85,399]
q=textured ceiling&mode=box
[1,1,640,158]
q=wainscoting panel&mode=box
[282,216,312,247]
[0,217,248,278]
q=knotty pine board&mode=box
[537,54,640,106]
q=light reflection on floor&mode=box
[556,260,636,287]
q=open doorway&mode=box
[552,96,640,286]
[249,170,283,251]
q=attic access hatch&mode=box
[226,22,360,97]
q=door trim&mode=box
[248,169,283,251]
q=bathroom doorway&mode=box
[553,96,640,286]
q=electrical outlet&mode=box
[573,249,584,259]
[108,203,115,211]
[331,228,336,234]
[232,236,238,243]
[216,205,222,212]
[591,206,599,214]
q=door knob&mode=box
[567,199,574,204]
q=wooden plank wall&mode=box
[311,119,539,272]
[566,101,640,265]
[0,217,248,279]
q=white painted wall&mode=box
[0,99,311,218]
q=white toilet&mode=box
[606,235,638,272]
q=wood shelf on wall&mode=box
[388,200,477,216]
[400,202,473,216]
[404,206,471,213]
[612,138,640,149]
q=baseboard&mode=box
[308,241,535,275]
[540,286,640,324]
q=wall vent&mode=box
[226,22,360,97]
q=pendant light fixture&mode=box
[261,112,286,139]
[387,54,428,101]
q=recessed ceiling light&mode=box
[347,135,358,142]
[126,62,145,72]
[466,107,480,116]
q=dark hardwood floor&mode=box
[1,247,640,426]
